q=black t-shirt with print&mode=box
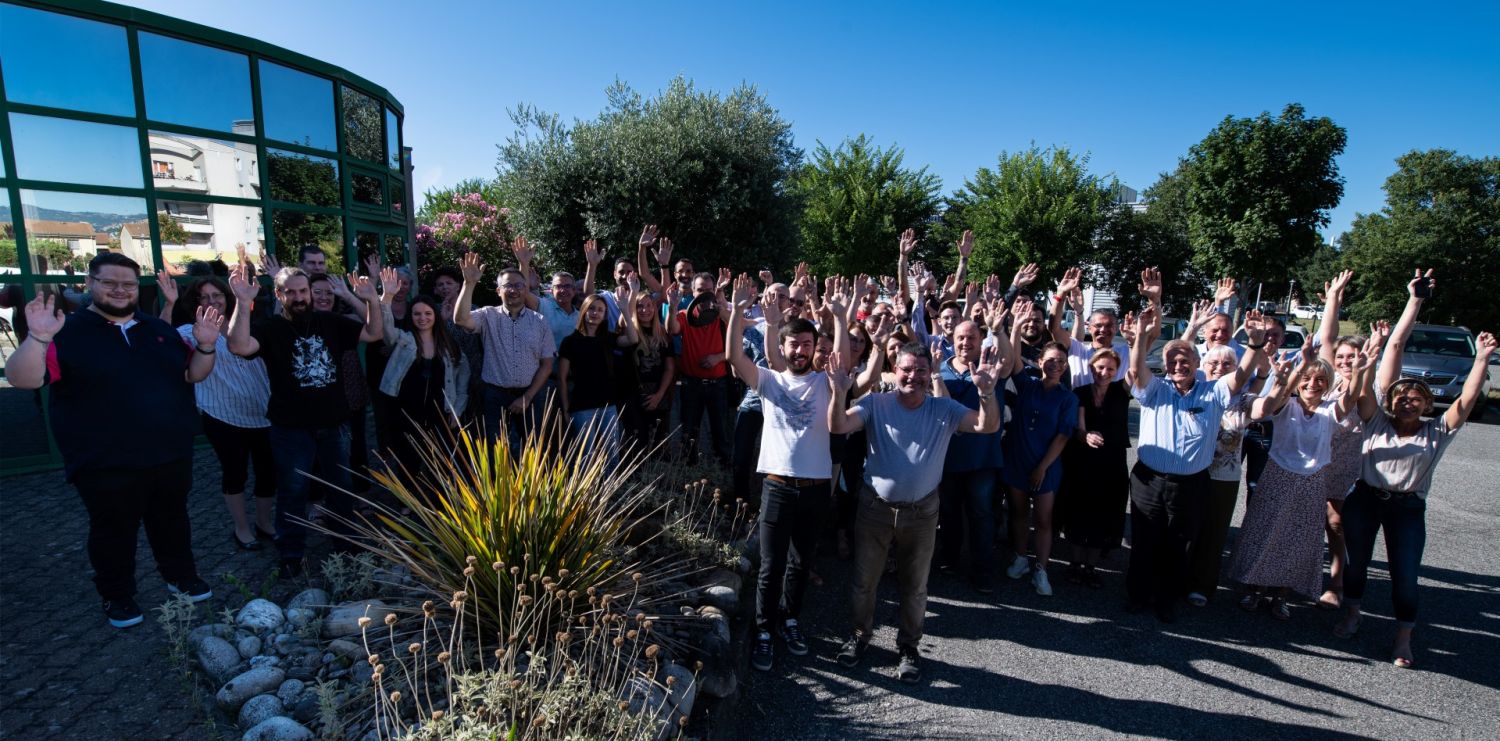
[251,311,364,428]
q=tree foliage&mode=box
[415,189,512,303]
[933,146,1116,281]
[1178,103,1347,284]
[789,135,940,278]
[496,77,802,281]
[1092,202,1209,317]
[156,212,190,246]
[1340,149,1500,332]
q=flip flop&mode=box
[1392,655,1415,669]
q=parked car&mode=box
[1396,325,1492,421]
[1291,303,1322,320]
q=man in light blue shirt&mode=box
[537,272,580,354]
[1126,305,1267,623]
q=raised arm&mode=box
[896,229,916,309]
[580,238,602,303]
[511,237,540,311]
[453,252,484,331]
[951,230,973,301]
[1354,324,1390,422]
[156,270,178,323]
[826,352,866,435]
[184,305,220,383]
[1138,266,1164,319]
[725,274,761,389]
[664,282,682,335]
[637,225,664,295]
[1226,309,1269,395]
[1212,277,1237,313]
[1049,266,1082,344]
[1317,270,1354,366]
[350,274,383,344]
[327,273,367,323]
[615,276,640,347]
[653,237,675,295]
[1129,304,1158,392]
[1251,358,1297,420]
[959,346,1002,434]
[377,266,402,348]
[1446,331,1496,431]
[4,293,66,389]
[1181,299,1216,345]
[1378,268,1432,396]
[854,314,894,396]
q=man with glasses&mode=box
[454,250,555,453]
[1047,267,1138,388]
[7,253,220,628]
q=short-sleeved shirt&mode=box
[1132,374,1234,475]
[1208,394,1255,482]
[470,305,555,388]
[558,330,618,412]
[250,311,363,429]
[675,307,726,380]
[636,338,676,391]
[755,369,833,478]
[1067,337,1130,389]
[855,393,972,502]
[939,358,1003,473]
[1267,397,1345,475]
[538,295,578,354]
[176,326,270,429]
[1360,411,1460,497]
[1000,372,1080,493]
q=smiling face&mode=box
[1205,314,1233,346]
[894,352,932,395]
[1202,351,1237,381]
[88,264,141,319]
[675,260,695,287]
[1091,356,1119,386]
[1388,384,1433,422]
[1297,366,1330,405]
[635,294,657,327]
[780,331,816,374]
[1088,311,1117,346]
[410,300,437,332]
[302,276,329,313]
[583,298,607,329]
[938,307,962,338]
[550,274,576,307]
[954,321,983,363]
[1333,341,1361,380]
[614,260,636,288]
[1163,343,1200,387]
[433,275,459,301]
[1040,347,1069,382]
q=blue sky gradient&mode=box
[122,1,1500,241]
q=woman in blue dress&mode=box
[1002,341,1081,596]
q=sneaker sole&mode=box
[783,644,809,657]
[166,585,213,603]
[752,659,773,672]
[109,614,144,629]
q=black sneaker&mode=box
[277,558,305,579]
[780,619,809,656]
[103,598,144,629]
[166,577,213,603]
[896,646,922,683]
[836,635,866,668]
[751,632,774,672]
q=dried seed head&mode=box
[453,590,468,602]
[510,566,520,575]
[367,654,379,666]
[492,561,504,572]
[408,642,422,654]
[557,568,571,579]
[632,572,643,582]
[665,675,676,686]
[494,648,506,660]
[568,590,580,600]
[373,664,385,676]
[510,679,523,689]
[679,716,689,728]
[465,555,478,565]
[357,617,372,629]
[422,601,435,616]
[432,710,446,721]
[645,644,660,659]
[618,701,630,711]
[437,651,451,663]
[586,586,597,596]
[523,553,531,562]
[384,613,398,626]
[627,630,639,640]
[390,691,402,703]
[463,566,476,577]
[613,636,625,647]
[694,660,704,672]
[518,595,533,606]
[642,620,655,633]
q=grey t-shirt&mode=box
[855,393,971,503]
[1360,411,1460,498]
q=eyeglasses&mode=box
[92,278,139,292]
[499,283,528,291]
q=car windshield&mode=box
[1404,329,1475,358]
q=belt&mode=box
[864,488,938,510]
[1355,480,1422,500]
[765,474,829,488]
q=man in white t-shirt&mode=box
[726,274,853,673]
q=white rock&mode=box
[326,638,366,662]
[237,635,263,659]
[286,588,329,612]
[700,585,739,613]
[237,599,286,631]
[703,569,742,593]
[196,636,244,684]
[188,623,235,652]
[237,694,283,729]
[275,679,305,706]
[321,600,391,638]
[216,666,286,712]
[242,715,314,741]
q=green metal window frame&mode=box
[0,0,416,474]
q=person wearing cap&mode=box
[1336,270,1495,669]
[666,272,732,465]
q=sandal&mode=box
[1269,598,1291,621]
[1317,590,1342,610]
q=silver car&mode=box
[1396,325,1492,420]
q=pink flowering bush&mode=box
[415,191,512,300]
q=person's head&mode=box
[675,259,695,287]
[1161,339,1201,388]
[613,259,636,288]
[1332,336,1366,380]
[495,268,528,309]
[884,327,913,370]
[1263,316,1287,354]
[1201,345,1237,381]
[392,267,414,302]
[1087,309,1118,347]
[1040,341,1070,383]
[297,245,327,275]
[1016,302,1046,343]
[691,272,716,297]
[1204,312,1234,347]
[953,320,984,364]
[282,267,316,316]
[431,267,461,301]
[967,299,987,324]
[937,301,963,338]
[1296,358,1336,406]
[1089,347,1121,386]
[86,252,142,319]
[408,294,458,361]
[635,292,667,349]
[778,318,818,374]
[848,323,872,364]
[550,271,577,308]
[786,284,808,318]
[892,342,934,395]
[184,276,233,323]
[576,294,609,333]
[1384,379,1435,422]
[813,331,836,372]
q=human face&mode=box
[938,308,962,338]
[1205,315,1233,346]
[813,335,834,372]
[1089,313,1117,346]
[1164,346,1200,387]
[782,331,816,374]
[551,275,576,307]
[583,299,606,329]
[196,283,227,318]
[1040,349,1068,382]
[786,286,807,318]
[410,301,436,332]
[848,329,867,360]
[1298,369,1329,405]
[433,275,459,301]
[894,353,932,395]
[1263,323,1286,354]
[953,321,983,363]
[1202,353,1236,381]
[498,274,528,309]
[614,261,635,287]
[396,275,412,299]
[1333,342,1360,380]
[675,261,694,287]
[635,295,656,326]
[299,252,326,275]
[1389,386,1431,422]
[1019,311,1046,342]
[969,300,987,324]
[284,275,316,315]
[1091,357,1119,385]
[692,276,714,298]
[88,265,140,319]
[885,336,904,360]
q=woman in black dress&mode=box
[1059,348,1131,588]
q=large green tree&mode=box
[1178,103,1346,289]
[1092,200,1209,317]
[789,135,940,278]
[932,146,1116,281]
[496,77,802,281]
[1340,149,1500,332]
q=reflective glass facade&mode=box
[0,0,413,472]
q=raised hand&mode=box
[984,274,1003,303]
[760,290,784,327]
[973,346,1000,393]
[1475,331,1497,359]
[235,243,250,272]
[984,302,1010,333]
[956,230,975,259]
[259,248,281,277]
[583,238,602,267]
[1011,296,1034,330]
[717,267,733,295]
[192,305,222,345]
[1327,270,1353,297]
[964,281,980,310]
[871,313,896,345]
[1056,266,1083,295]
[156,270,179,304]
[459,252,484,285]
[880,275,899,294]
[364,252,382,278]
[1407,268,1435,299]
[828,352,853,393]
[1067,289,1084,313]
[794,261,810,284]
[625,272,641,298]
[929,338,944,362]
[229,263,260,303]
[663,281,681,309]
[1012,262,1039,289]
[1368,320,1391,348]
[1244,309,1267,345]
[379,266,401,304]
[23,293,66,340]
[348,273,377,302]
[1213,277,1237,304]
[1135,304,1159,339]
[638,224,659,250]
[1138,267,1163,304]
[898,228,918,258]
[1120,310,1138,344]
[510,236,534,267]
[653,236,673,267]
[759,269,774,286]
[731,273,755,310]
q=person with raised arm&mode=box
[228,260,382,578]
[557,277,639,470]
[1057,345,1133,590]
[1000,337,1080,596]
[7,253,221,627]
[1048,266,1130,387]
[453,248,554,454]
[1125,299,1266,623]
[1335,270,1493,669]
[828,338,1000,684]
[1184,345,1257,607]
[666,270,733,465]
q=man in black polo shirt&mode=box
[5,253,220,628]
[227,263,382,577]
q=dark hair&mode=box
[677,258,695,269]
[1041,341,1070,357]
[429,266,461,288]
[848,322,873,364]
[938,300,962,315]
[778,318,818,343]
[409,294,460,363]
[88,251,140,276]
[693,271,716,285]
[184,276,235,318]
[298,244,326,263]
[305,272,331,286]
[895,341,932,366]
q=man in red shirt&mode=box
[667,272,732,465]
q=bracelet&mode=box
[1247,342,1266,349]
[979,392,996,401]
[195,345,216,355]
[1053,294,1067,303]
[28,334,53,346]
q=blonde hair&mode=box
[1089,347,1121,369]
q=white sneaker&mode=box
[1006,555,1031,580]
[1032,568,1053,596]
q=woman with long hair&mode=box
[158,274,274,549]
[626,289,675,454]
[559,287,640,467]
[1058,347,1131,589]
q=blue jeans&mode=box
[938,468,1000,583]
[678,377,729,464]
[570,405,621,472]
[1342,481,1426,628]
[482,384,542,459]
[268,423,352,560]
[732,408,764,502]
[756,477,831,632]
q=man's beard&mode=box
[286,300,312,318]
[95,299,137,319]
[790,354,812,373]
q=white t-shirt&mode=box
[1067,337,1129,388]
[755,368,833,479]
[1360,411,1460,497]
[1267,397,1345,475]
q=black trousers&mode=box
[1126,462,1208,607]
[73,458,198,601]
[756,477,831,633]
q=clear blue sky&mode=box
[128,0,1500,241]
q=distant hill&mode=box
[0,205,150,232]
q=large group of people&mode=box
[6,230,1491,683]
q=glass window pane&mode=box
[384,233,407,267]
[1,190,15,271]
[149,132,260,200]
[0,4,135,116]
[271,210,343,271]
[391,180,406,218]
[18,190,150,274]
[9,114,143,188]
[259,61,336,151]
[352,173,384,208]
[355,230,380,271]
[342,87,384,163]
[267,149,340,207]
[139,33,254,134]
[156,200,261,268]
[385,109,401,170]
